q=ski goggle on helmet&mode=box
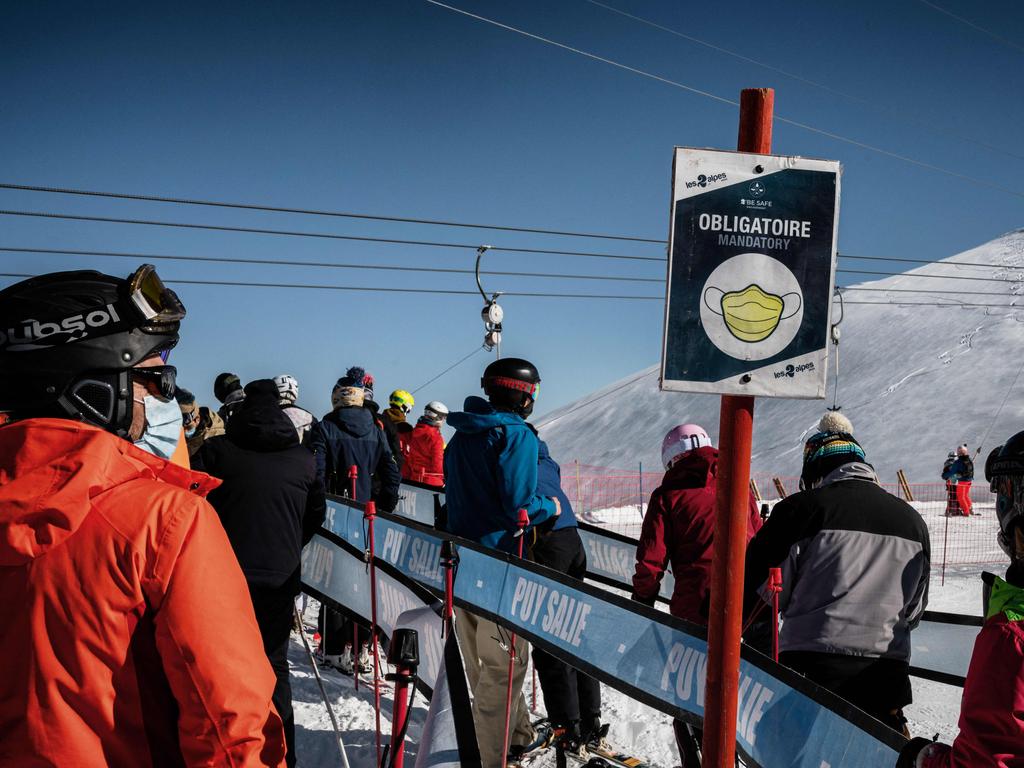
[662,424,712,469]
[390,389,415,414]
[126,265,185,361]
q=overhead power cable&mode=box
[0,210,663,262]
[2,271,1022,310]
[426,0,1024,200]
[842,253,1024,270]
[837,268,1024,284]
[916,0,1024,55]
[0,272,661,300]
[0,246,663,283]
[0,182,664,244]
[842,285,1023,297]
[586,0,1024,162]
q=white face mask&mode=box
[133,395,183,460]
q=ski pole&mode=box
[384,629,419,768]
[365,500,383,767]
[501,509,530,768]
[440,539,458,638]
[353,622,360,691]
[768,567,783,663]
[294,605,352,768]
[348,465,358,500]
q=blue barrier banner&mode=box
[392,483,976,686]
[301,531,445,692]
[323,497,904,767]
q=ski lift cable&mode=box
[1,184,1021,274]
[0,272,662,300]
[426,0,1024,200]
[0,210,664,262]
[586,0,1024,162]
[0,246,665,284]
[3,270,1024,307]
[0,182,664,244]
[412,345,486,394]
[976,356,1024,459]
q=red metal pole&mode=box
[702,87,773,768]
[365,500,383,767]
[353,622,359,691]
[501,510,530,768]
[386,628,419,768]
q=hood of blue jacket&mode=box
[448,396,526,434]
[323,405,376,438]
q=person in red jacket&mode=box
[631,423,761,768]
[898,431,1024,768]
[402,400,448,487]
[0,266,286,767]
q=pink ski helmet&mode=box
[662,424,712,469]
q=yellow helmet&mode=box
[389,389,415,414]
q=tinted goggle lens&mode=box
[128,265,186,323]
[133,365,177,402]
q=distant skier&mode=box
[309,366,401,674]
[382,388,416,449]
[363,373,405,474]
[401,400,448,487]
[444,358,559,767]
[898,432,1024,767]
[951,444,974,516]
[175,386,225,456]
[743,412,930,735]
[273,373,317,445]
[632,424,761,767]
[941,451,960,516]
[214,371,246,425]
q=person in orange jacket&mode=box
[0,265,287,767]
[402,400,449,487]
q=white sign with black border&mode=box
[660,147,841,398]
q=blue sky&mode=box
[2,1,1022,419]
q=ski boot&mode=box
[356,644,373,674]
[582,721,611,753]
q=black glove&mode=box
[895,737,935,768]
[630,592,657,607]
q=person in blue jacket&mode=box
[444,357,558,767]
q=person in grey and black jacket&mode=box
[743,412,930,736]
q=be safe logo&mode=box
[685,172,727,189]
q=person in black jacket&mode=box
[194,379,327,768]
[742,412,930,735]
[308,366,401,673]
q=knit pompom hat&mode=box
[801,412,866,489]
[331,366,367,409]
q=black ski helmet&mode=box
[481,357,540,416]
[986,430,1024,556]
[0,265,185,436]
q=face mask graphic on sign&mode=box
[703,284,801,343]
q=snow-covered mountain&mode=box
[538,230,1024,484]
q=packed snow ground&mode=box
[292,503,998,767]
